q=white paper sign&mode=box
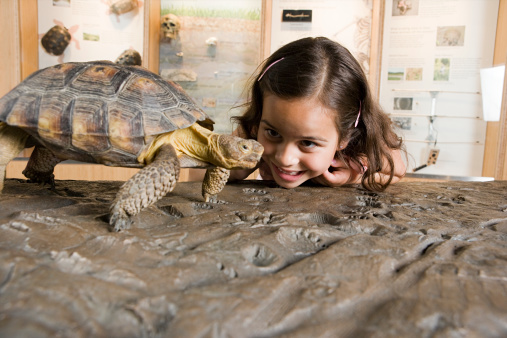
[480,65,505,122]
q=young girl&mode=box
[230,37,406,191]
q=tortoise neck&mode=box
[137,123,223,166]
[186,124,227,167]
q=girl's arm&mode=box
[375,148,406,184]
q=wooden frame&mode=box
[3,0,507,180]
[0,0,21,97]
[146,0,160,73]
[261,0,272,60]
[370,0,385,98]
[495,55,507,179]
[483,0,507,179]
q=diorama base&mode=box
[1,179,506,336]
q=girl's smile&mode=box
[257,94,343,188]
[271,163,304,182]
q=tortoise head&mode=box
[213,135,264,169]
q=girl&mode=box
[230,37,406,191]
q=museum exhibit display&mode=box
[158,0,263,134]
[1,0,507,336]
[379,0,500,177]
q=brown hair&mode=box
[232,37,403,191]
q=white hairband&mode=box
[258,57,285,81]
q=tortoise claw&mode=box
[22,169,56,189]
[109,207,132,232]
[203,193,218,203]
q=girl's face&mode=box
[257,94,342,188]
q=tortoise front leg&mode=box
[109,144,180,231]
[202,167,230,203]
[23,146,62,189]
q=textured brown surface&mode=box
[0,179,506,337]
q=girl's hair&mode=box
[232,36,403,191]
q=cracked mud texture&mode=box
[1,179,507,337]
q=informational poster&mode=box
[38,0,145,69]
[379,0,499,177]
[270,0,373,74]
[159,0,262,134]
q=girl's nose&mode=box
[275,143,298,167]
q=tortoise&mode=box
[41,25,71,56]
[0,61,263,231]
[40,21,80,62]
[115,49,142,66]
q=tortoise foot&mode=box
[108,144,179,232]
[22,169,56,189]
[204,193,218,203]
[202,167,229,203]
[109,205,133,232]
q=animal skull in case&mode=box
[161,14,181,40]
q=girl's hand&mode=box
[311,157,364,187]
[313,148,406,188]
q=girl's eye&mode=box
[266,129,280,138]
[301,140,317,148]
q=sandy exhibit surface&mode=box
[0,178,506,337]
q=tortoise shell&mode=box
[41,25,71,56]
[0,61,210,167]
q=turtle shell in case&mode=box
[41,25,71,56]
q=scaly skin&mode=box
[110,144,180,231]
[22,146,62,189]
[203,167,231,203]
[0,123,29,193]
